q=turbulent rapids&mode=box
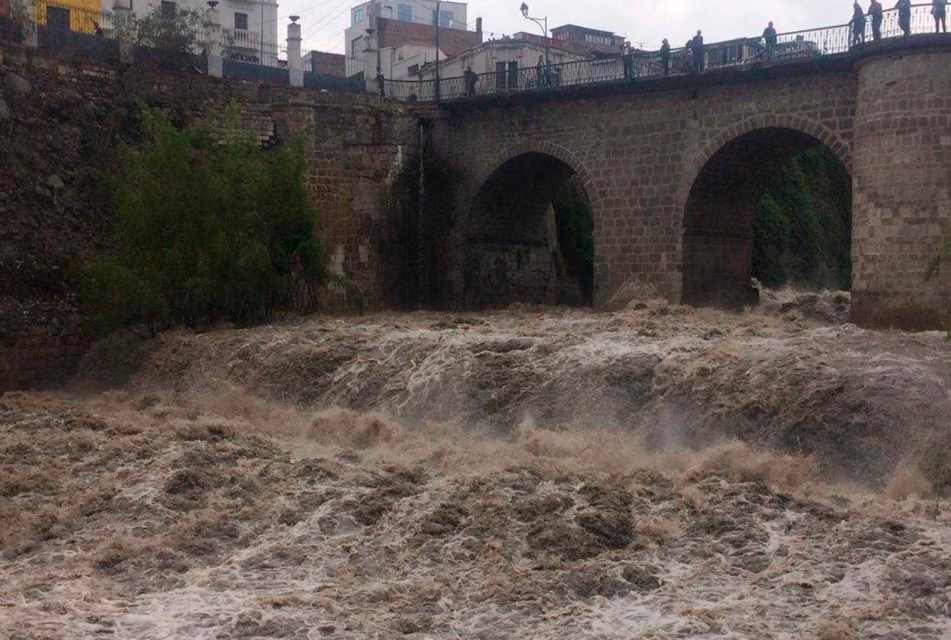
[3,293,951,639]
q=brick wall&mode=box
[306,50,346,77]
[378,17,482,56]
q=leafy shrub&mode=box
[753,146,852,291]
[81,107,332,336]
[132,5,206,56]
[553,185,594,304]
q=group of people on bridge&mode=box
[851,0,947,45]
[377,0,949,100]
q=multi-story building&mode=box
[345,0,481,79]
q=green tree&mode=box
[132,5,206,61]
[80,108,331,336]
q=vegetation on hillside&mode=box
[753,146,853,291]
[80,108,333,337]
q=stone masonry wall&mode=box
[851,49,951,328]
[0,42,417,391]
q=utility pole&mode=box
[434,0,440,102]
[260,0,265,64]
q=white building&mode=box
[417,37,587,94]
[345,0,477,79]
[107,0,281,66]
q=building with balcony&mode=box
[102,0,280,66]
[345,0,481,79]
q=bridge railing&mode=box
[384,3,941,103]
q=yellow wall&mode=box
[35,0,104,34]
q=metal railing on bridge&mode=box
[384,4,944,102]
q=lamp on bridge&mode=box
[520,2,550,66]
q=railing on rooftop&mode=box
[384,4,945,102]
[222,28,286,68]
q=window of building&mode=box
[160,1,176,18]
[234,12,248,30]
[397,3,411,22]
[352,7,364,23]
[584,34,612,45]
[408,64,419,76]
[439,10,453,27]
[351,36,363,58]
[495,60,518,89]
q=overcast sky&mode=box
[291,0,859,55]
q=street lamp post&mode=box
[520,2,549,66]
[434,0,441,102]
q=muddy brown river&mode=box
[2,295,951,639]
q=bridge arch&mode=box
[681,122,853,306]
[470,140,601,208]
[688,115,852,182]
[460,141,600,307]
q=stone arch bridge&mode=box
[414,36,951,329]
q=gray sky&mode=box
[291,0,858,55]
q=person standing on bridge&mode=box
[536,55,546,88]
[933,0,948,33]
[851,2,867,46]
[682,39,694,72]
[660,38,671,75]
[896,0,912,36]
[869,0,884,41]
[691,30,705,71]
[464,66,479,97]
[763,21,778,58]
[376,68,385,98]
[622,42,634,80]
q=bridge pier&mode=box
[851,47,951,329]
